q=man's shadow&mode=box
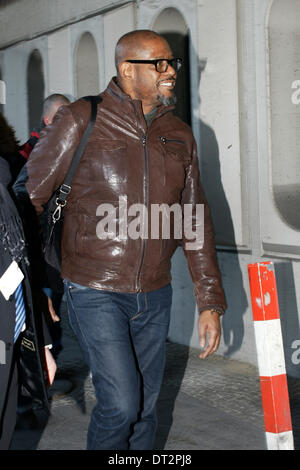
[199,118,248,356]
[274,262,300,450]
[154,39,248,449]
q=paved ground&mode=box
[9,299,300,451]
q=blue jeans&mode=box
[64,281,172,450]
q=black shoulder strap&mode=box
[57,95,102,204]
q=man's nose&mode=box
[165,63,177,78]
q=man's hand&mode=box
[198,310,221,359]
[47,296,60,323]
[44,347,57,386]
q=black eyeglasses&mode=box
[125,58,182,73]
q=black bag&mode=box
[19,327,50,411]
[42,96,101,272]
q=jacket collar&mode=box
[107,77,130,102]
[107,77,175,120]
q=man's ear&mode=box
[118,62,135,81]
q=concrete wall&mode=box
[0,2,135,140]
[0,0,133,48]
[1,0,300,377]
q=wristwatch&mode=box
[200,306,224,316]
[208,307,224,316]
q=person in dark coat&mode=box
[0,113,26,184]
[0,156,56,449]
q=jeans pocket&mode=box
[64,280,88,290]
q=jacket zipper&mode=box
[159,136,186,145]
[136,134,148,291]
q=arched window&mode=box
[0,67,4,114]
[75,32,100,98]
[153,8,191,125]
[27,49,44,132]
[269,0,300,231]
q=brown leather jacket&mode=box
[26,78,226,313]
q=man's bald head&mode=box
[115,30,169,71]
[42,93,71,125]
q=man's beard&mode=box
[158,93,177,106]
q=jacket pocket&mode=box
[87,139,127,185]
[159,137,191,166]
[158,136,191,192]
[75,200,128,265]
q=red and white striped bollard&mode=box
[248,261,294,450]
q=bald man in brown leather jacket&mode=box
[26,30,226,450]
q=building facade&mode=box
[1,0,300,376]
